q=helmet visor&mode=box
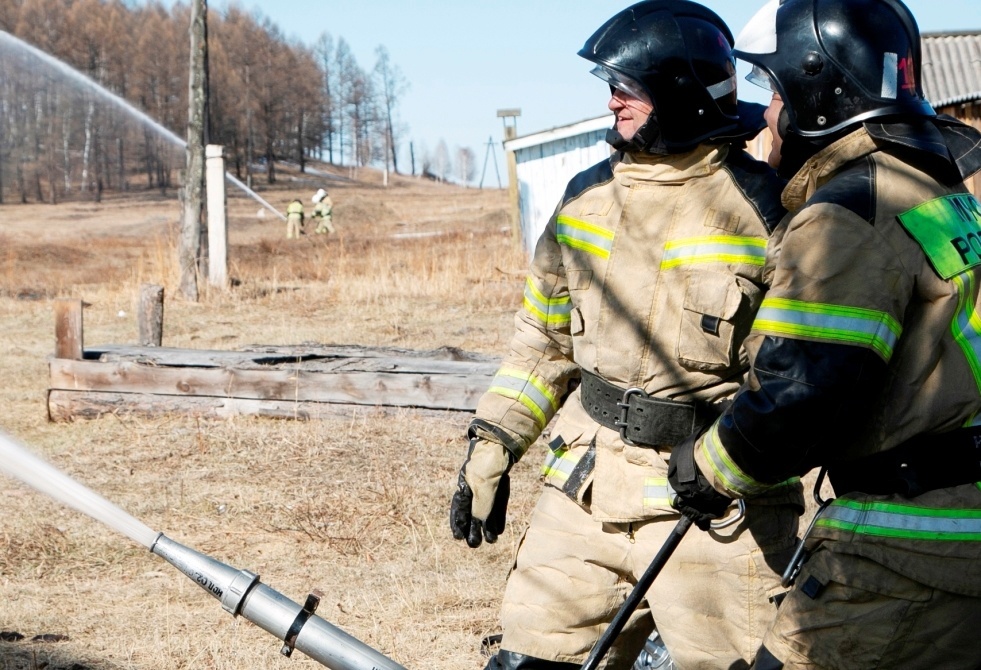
[746,65,776,92]
[589,65,651,104]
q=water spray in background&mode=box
[0,30,286,222]
[0,429,407,670]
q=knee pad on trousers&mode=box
[483,650,580,670]
[752,645,785,670]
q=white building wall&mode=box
[505,115,772,258]
[506,116,613,257]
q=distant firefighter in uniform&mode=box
[311,188,335,235]
[285,199,304,239]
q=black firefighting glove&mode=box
[668,429,733,531]
[450,437,512,548]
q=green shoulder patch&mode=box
[898,194,981,280]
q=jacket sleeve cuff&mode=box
[468,418,528,462]
[695,421,773,498]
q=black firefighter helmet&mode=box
[733,0,936,174]
[579,0,762,155]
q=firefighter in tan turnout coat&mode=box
[285,198,304,239]
[311,188,335,235]
[450,2,803,668]
[667,1,981,668]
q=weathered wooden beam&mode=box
[47,390,472,423]
[88,343,499,365]
[54,299,84,360]
[49,358,491,411]
[86,344,500,375]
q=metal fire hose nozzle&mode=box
[150,533,407,670]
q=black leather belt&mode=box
[579,370,719,447]
[830,426,981,497]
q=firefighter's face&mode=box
[608,88,654,142]
[764,93,784,169]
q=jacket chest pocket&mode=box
[678,271,760,372]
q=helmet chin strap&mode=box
[606,114,672,155]
[774,106,844,179]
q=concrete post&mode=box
[205,144,228,288]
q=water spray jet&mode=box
[0,30,286,221]
[0,429,406,670]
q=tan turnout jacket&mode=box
[475,144,799,522]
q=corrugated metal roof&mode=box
[922,31,981,107]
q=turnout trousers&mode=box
[498,486,799,669]
[286,214,302,239]
[757,547,981,670]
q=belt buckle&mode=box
[615,387,648,446]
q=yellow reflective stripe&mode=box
[643,477,676,507]
[699,422,773,497]
[556,215,614,260]
[488,368,559,430]
[817,498,981,541]
[752,297,902,361]
[541,448,578,482]
[523,277,572,326]
[660,235,766,269]
[951,272,981,394]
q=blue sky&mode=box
[208,0,981,181]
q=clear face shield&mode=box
[589,65,652,104]
[745,64,777,93]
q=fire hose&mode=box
[150,533,407,670]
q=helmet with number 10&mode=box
[733,0,935,141]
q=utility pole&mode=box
[479,135,502,189]
[180,0,209,301]
[497,108,521,243]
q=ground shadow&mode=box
[0,638,129,670]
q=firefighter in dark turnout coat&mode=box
[668,1,981,667]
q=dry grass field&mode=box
[0,164,540,669]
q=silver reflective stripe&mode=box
[881,52,898,99]
[706,74,737,101]
[644,477,677,508]
[661,235,766,269]
[753,297,901,362]
[488,369,558,429]
[817,499,981,541]
[699,422,772,497]
[556,215,614,260]
[542,449,579,482]
[523,277,572,327]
